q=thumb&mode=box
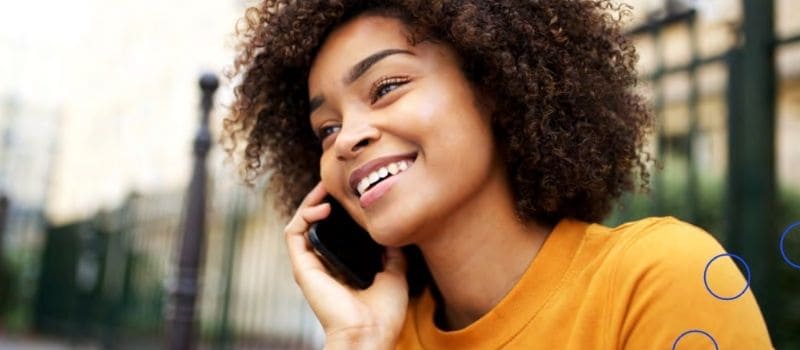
[382,246,407,277]
[367,246,409,297]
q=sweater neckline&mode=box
[414,218,590,349]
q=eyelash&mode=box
[316,76,411,146]
[369,75,410,104]
[317,125,340,143]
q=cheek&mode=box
[318,154,342,195]
[414,95,440,126]
[417,93,494,154]
[424,100,496,176]
[411,78,482,132]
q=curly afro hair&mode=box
[225,0,653,225]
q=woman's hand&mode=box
[284,182,409,349]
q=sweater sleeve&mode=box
[611,218,774,349]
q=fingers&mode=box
[299,181,328,208]
[284,182,332,285]
[284,182,328,238]
[365,247,409,314]
[286,204,330,267]
[382,247,407,277]
[286,223,323,272]
[369,247,408,293]
[301,203,331,224]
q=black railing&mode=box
[168,73,219,350]
[622,0,800,346]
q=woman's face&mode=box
[308,14,502,246]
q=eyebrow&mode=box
[309,48,415,114]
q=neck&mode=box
[414,174,552,330]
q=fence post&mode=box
[727,0,777,339]
[686,13,699,224]
[0,194,9,321]
[0,194,7,261]
[168,73,219,350]
[214,191,244,350]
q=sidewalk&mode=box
[0,337,99,350]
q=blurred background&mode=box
[0,0,797,349]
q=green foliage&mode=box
[775,189,800,349]
[0,256,16,316]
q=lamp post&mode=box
[168,73,219,350]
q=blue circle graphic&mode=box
[672,329,719,350]
[703,253,751,301]
[779,221,800,270]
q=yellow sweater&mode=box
[396,217,773,349]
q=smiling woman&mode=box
[224,0,773,349]
[308,20,504,247]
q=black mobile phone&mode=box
[308,196,385,289]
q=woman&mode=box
[225,0,773,348]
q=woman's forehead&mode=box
[308,15,414,83]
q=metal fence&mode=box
[608,1,800,348]
[1,0,799,349]
[0,166,322,350]
[0,78,322,349]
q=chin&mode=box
[367,224,414,247]
[364,186,447,247]
[365,210,421,247]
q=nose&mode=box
[333,117,380,161]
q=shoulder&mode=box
[606,216,724,264]
[602,216,733,302]
[606,216,717,245]
[579,216,725,280]
[599,217,773,349]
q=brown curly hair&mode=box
[225,0,653,224]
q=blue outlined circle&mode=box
[779,221,800,270]
[703,252,751,300]
[672,329,719,350]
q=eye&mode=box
[370,76,410,104]
[319,124,340,140]
[317,124,340,146]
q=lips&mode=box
[349,152,417,197]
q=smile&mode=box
[356,159,413,195]
[348,152,418,204]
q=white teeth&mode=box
[356,159,414,196]
[357,178,370,194]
